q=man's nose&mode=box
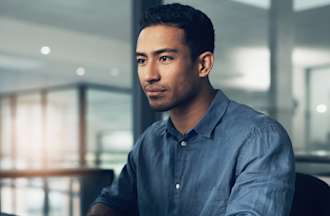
[144,61,160,83]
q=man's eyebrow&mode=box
[136,48,179,57]
[154,48,178,55]
[136,52,147,57]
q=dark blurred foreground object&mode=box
[290,173,330,216]
[0,213,16,216]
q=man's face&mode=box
[136,25,200,111]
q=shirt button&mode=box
[180,141,187,146]
[175,183,181,190]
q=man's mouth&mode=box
[144,86,166,97]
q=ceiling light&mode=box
[40,46,51,55]
[76,67,86,76]
[316,104,327,113]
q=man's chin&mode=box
[149,102,172,112]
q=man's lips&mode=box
[144,86,166,97]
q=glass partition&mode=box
[0,84,132,170]
[87,90,132,174]
[0,98,13,169]
[292,3,330,155]
[0,84,131,215]
[307,66,330,153]
[16,94,43,169]
[46,90,79,168]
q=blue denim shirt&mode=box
[95,90,295,216]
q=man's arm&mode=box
[225,124,295,216]
[88,147,139,216]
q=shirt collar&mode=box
[165,89,230,138]
[194,89,229,138]
[165,117,181,138]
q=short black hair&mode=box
[140,3,215,60]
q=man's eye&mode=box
[136,58,146,65]
[159,56,174,63]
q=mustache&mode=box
[143,84,166,91]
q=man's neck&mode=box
[170,87,216,135]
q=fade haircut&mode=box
[140,3,215,61]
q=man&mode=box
[88,3,295,216]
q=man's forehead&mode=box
[136,25,186,52]
[139,24,184,37]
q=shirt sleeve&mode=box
[225,123,295,216]
[93,142,140,215]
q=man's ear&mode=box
[197,51,214,78]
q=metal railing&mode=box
[0,168,114,216]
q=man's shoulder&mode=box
[222,100,291,155]
[225,100,285,133]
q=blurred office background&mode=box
[0,0,329,215]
